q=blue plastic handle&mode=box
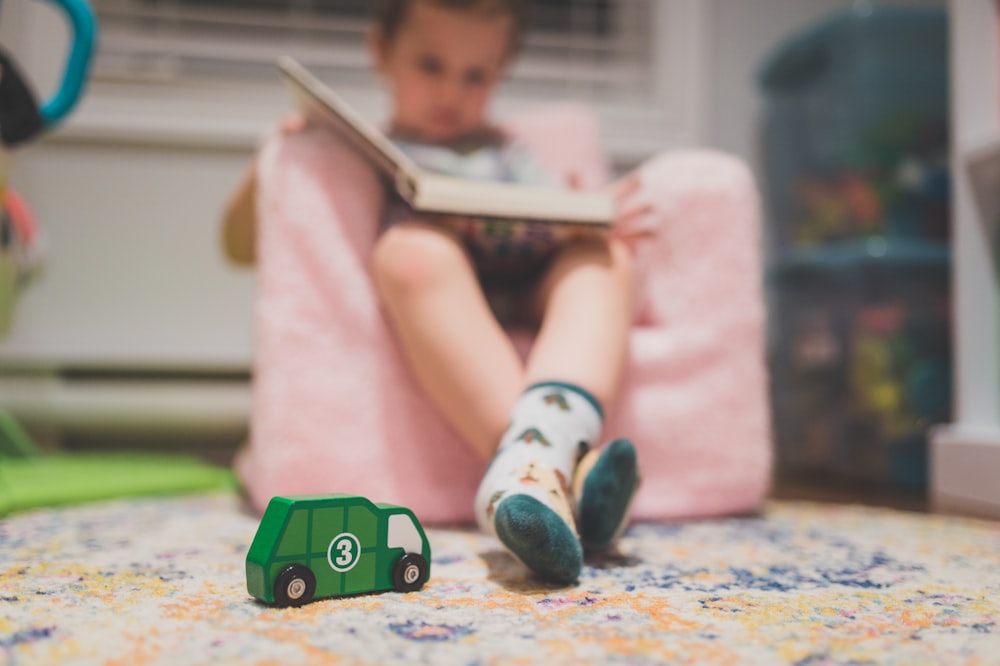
[38,0,97,128]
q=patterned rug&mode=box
[1,492,998,665]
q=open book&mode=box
[277,56,614,232]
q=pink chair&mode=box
[236,104,773,525]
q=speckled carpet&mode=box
[1,492,998,665]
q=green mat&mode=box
[0,412,237,517]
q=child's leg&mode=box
[525,237,635,405]
[475,237,637,581]
[372,220,524,461]
[377,224,638,579]
[528,237,640,550]
[475,381,603,582]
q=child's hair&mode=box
[374,0,528,56]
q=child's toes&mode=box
[494,494,582,584]
[576,438,639,551]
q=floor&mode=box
[768,473,929,513]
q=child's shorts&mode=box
[382,200,589,325]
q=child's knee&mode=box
[372,222,470,295]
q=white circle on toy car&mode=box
[327,532,361,572]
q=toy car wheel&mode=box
[273,564,316,607]
[392,552,429,592]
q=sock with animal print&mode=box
[474,382,603,584]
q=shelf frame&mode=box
[930,0,1000,517]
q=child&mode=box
[225,0,645,584]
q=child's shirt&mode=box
[391,134,558,188]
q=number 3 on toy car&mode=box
[327,532,361,572]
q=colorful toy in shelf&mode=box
[789,113,949,249]
[794,171,883,245]
[246,494,432,607]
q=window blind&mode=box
[90,0,654,102]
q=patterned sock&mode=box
[474,382,603,583]
[572,438,640,551]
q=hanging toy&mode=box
[0,0,97,335]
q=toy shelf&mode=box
[930,0,1000,517]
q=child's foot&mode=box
[573,438,639,551]
[494,494,582,584]
[474,382,603,583]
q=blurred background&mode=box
[1,0,994,512]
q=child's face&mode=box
[371,2,514,142]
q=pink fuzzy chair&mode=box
[236,104,773,524]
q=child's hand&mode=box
[567,171,658,241]
[278,113,308,134]
[608,174,658,241]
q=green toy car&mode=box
[246,494,431,607]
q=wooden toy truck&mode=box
[246,494,431,606]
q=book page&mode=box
[413,172,613,226]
